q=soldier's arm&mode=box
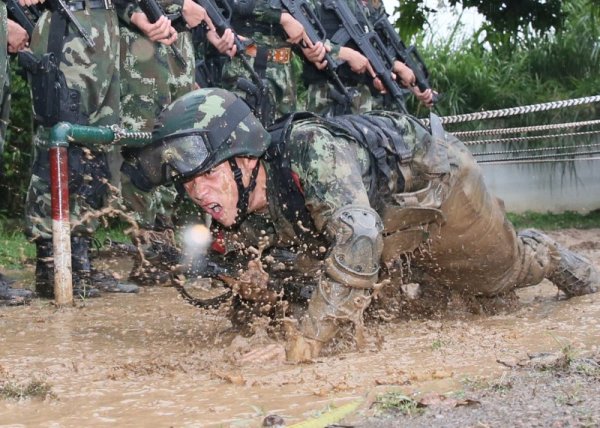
[284,122,383,362]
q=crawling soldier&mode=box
[123,88,599,362]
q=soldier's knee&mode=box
[325,205,384,288]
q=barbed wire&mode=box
[463,130,600,146]
[452,119,600,138]
[422,95,600,126]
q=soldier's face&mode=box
[184,162,239,227]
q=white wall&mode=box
[478,156,600,214]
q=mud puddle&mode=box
[1,229,599,427]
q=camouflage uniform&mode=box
[302,0,377,115]
[116,0,194,229]
[235,111,598,357]
[122,89,599,360]
[0,4,9,169]
[221,0,298,123]
[25,5,121,240]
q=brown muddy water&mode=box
[1,229,599,427]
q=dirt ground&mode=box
[0,228,599,427]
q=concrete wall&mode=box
[473,136,600,213]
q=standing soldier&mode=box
[20,0,137,298]
[219,0,317,124]
[115,0,236,284]
[0,1,34,305]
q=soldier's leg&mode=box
[414,135,599,297]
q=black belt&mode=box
[67,0,114,11]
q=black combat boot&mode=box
[73,236,139,294]
[520,229,599,297]
[35,237,101,299]
[0,273,34,306]
[69,236,102,298]
[35,239,55,298]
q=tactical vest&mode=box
[265,112,414,235]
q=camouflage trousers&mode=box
[382,133,555,296]
[305,82,373,116]
[0,4,9,166]
[25,9,120,240]
[221,46,298,124]
[117,25,195,229]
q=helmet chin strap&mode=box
[228,158,261,227]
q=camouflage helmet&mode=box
[122,88,271,191]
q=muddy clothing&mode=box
[227,111,596,346]
[24,5,121,240]
[302,0,384,115]
[220,0,297,123]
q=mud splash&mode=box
[1,229,599,426]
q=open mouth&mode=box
[205,202,222,215]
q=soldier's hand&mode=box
[131,14,178,45]
[411,86,435,108]
[182,0,215,31]
[301,39,328,70]
[280,12,305,44]
[237,344,286,364]
[7,19,29,53]
[207,28,237,57]
[393,60,416,88]
[18,0,44,7]
[339,47,372,75]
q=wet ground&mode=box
[0,229,599,427]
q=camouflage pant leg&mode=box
[221,54,297,121]
[411,135,553,296]
[0,4,8,167]
[118,27,194,228]
[0,69,9,173]
[306,82,373,116]
[120,26,194,132]
[25,9,120,239]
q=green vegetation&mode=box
[373,391,423,417]
[507,210,600,230]
[0,379,55,401]
[0,220,131,269]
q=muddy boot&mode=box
[0,273,34,306]
[71,237,102,299]
[519,229,599,297]
[35,239,55,298]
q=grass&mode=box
[0,219,132,269]
[507,210,600,231]
[373,392,423,417]
[0,379,55,401]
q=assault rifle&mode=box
[373,14,439,105]
[46,0,95,48]
[136,0,188,68]
[280,0,354,115]
[4,0,40,37]
[323,0,408,113]
[194,0,273,125]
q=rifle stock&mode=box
[323,0,408,113]
[4,0,37,37]
[373,14,439,104]
[194,0,273,125]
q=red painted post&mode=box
[49,144,73,306]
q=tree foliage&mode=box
[393,0,596,49]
